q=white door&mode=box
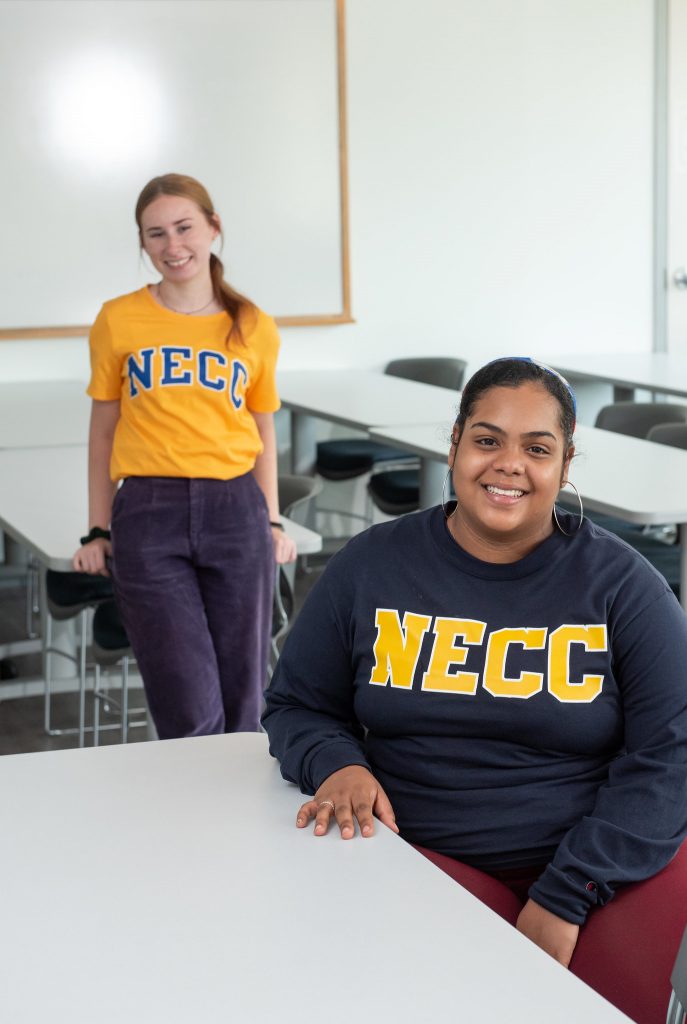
[668,0,687,350]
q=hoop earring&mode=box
[442,468,457,519]
[552,480,584,536]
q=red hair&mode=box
[136,173,255,346]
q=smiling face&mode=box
[139,193,219,287]
[447,382,574,562]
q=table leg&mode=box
[290,411,317,475]
[419,459,446,509]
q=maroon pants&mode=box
[415,842,687,1024]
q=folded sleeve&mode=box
[261,555,370,794]
[87,305,123,401]
[530,588,687,924]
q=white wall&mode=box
[0,0,654,386]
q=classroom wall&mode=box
[0,0,654,384]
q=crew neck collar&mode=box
[143,284,226,319]
[429,503,575,580]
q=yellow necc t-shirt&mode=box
[87,287,280,481]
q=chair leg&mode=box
[121,657,129,744]
[665,991,684,1024]
[93,663,101,748]
[44,611,54,736]
[78,608,88,749]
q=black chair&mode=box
[667,924,687,1024]
[595,401,687,439]
[270,475,322,672]
[43,570,113,745]
[91,599,147,745]
[648,423,687,449]
[317,357,466,526]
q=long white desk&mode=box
[368,421,687,605]
[0,446,321,670]
[0,379,90,448]
[0,732,631,1023]
[0,446,321,570]
[277,369,460,474]
[544,353,687,402]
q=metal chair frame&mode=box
[667,925,687,1024]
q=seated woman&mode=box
[262,357,687,1024]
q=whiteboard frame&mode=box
[0,0,351,340]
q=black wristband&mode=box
[269,520,284,531]
[80,526,111,546]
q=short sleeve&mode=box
[245,312,281,413]
[87,306,123,401]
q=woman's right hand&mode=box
[72,538,112,576]
[296,765,399,840]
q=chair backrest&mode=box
[92,600,131,664]
[384,357,466,391]
[668,925,687,1024]
[278,474,323,521]
[594,402,687,439]
[647,423,687,450]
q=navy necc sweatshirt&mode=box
[262,507,687,924]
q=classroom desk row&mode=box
[544,351,687,402]
[2,371,687,608]
[0,731,632,1022]
[0,445,321,665]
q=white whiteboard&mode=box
[0,0,346,331]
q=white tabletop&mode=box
[277,369,461,429]
[0,446,321,568]
[544,353,687,401]
[369,421,687,526]
[0,733,631,1023]
[0,379,90,448]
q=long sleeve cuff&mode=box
[304,740,371,794]
[528,863,613,925]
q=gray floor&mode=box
[0,559,325,757]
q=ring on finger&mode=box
[317,799,335,812]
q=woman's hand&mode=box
[272,526,297,564]
[516,899,579,967]
[296,765,400,839]
[72,538,112,576]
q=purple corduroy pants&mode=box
[110,474,274,739]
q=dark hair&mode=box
[455,358,576,448]
[135,173,255,347]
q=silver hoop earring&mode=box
[552,480,584,536]
[442,468,457,519]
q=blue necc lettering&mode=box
[160,346,193,386]
[127,348,155,398]
[198,350,227,392]
[230,360,248,409]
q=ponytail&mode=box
[209,253,256,348]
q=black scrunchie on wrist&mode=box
[269,520,284,531]
[79,526,111,546]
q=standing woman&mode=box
[74,173,296,738]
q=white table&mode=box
[277,369,461,474]
[0,446,321,668]
[544,353,687,402]
[0,379,90,449]
[368,421,687,605]
[0,732,631,1023]
[0,446,321,570]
